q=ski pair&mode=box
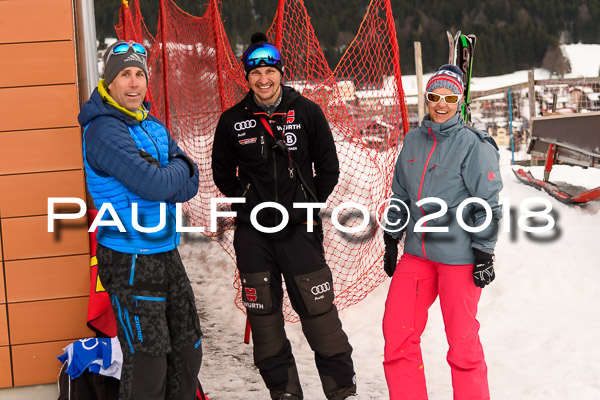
[446,31,477,122]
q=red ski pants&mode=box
[382,254,489,400]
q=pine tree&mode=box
[92,0,600,77]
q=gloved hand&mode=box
[473,248,495,288]
[383,231,400,277]
[169,153,196,178]
[138,149,160,167]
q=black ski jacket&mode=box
[212,85,339,227]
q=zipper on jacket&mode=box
[418,127,438,260]
[242,183,251,197]
[265,118,280,220]
[169,206,178,248]
[300,183,308,201]
[260,133,266,159]
[140,122,161,163]
[274,151,279,224]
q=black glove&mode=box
[473,248,495,288]
[383,231,400,277]
[169,153,196,178]
[138,149,160,167]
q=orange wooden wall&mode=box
[0,0,93,387]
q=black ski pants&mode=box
[97,244,203,400]
[234,223,356,400]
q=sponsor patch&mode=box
[287,110,295,123]
[235,120,257,131]
[487,171,496,181]
[243,302,264,310]
[244,287,257,302]
[310,282,331,296]
[123,53,145,64]
[284,132,297,146]
[239,137,257,145]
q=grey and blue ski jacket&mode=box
[386,113,503,265]
[79,81,199,254]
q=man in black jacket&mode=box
[211,33,358,400]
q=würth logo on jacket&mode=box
[287,110,295,123]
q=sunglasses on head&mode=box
[106,41,147,64]
[242,44,281,67]
[426,92,461,104]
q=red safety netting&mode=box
[117,0,409,321]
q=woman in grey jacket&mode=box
[382,64,502,400]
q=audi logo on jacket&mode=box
[211,85,340,228]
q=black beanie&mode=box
[103,40,149,86]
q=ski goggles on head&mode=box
[105,41,147,64]
[426,92,462,104]
[242,43,281,69]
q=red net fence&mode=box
[116,0,410,321]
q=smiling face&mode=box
[427,87,461,124]
[247,66,282,106]
[107,66,148,112]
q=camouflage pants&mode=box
[97,244,202,400]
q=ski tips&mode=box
[446,30,462,65]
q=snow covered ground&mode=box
[183,146,600,399]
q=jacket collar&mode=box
[243,84,301,116]
[421,113,462,140]
[98,79,149,122]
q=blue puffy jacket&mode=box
[79,81,199,254]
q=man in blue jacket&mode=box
[79,40,202,400]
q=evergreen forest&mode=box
[94,0,600,77]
